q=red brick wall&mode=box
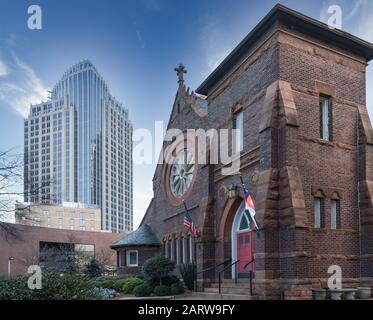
[0,223,123,276]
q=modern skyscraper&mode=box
[24,60,133,232]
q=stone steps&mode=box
[192,292,257,300]
[204,287,254,295]
[210,282,253,289]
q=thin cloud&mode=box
[0,52,49,118]
[0,59,8,77]
[199,18,233,77]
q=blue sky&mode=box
[1,0,372,228]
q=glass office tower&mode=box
[25,60,133,232]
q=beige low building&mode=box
[15,202,102,232]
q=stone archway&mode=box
[218,196,244,279]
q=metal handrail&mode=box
[194,259,232,291]
[243,258,255,271]
[243,258,255,296]
[218,260,240,294]
[196,258,232,275]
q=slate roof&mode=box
[110,224,160,249]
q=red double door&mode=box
[237,231,254,275]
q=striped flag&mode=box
[240,176,259,230]
[183,202,199,238]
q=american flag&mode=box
[183,202,199,238]
[241,177,259,230]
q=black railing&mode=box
[194,259,232,292]
[218,260,240,294]
[243,258,255,296]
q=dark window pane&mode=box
[239,215,249,230]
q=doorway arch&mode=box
[231,201,254,278]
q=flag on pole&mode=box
[183,202,199,238]
[240,175,259,230]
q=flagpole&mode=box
[183,200,198,291]
[238,172,260,231]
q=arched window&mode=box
[237,210,251,232]
[239,213,249,231]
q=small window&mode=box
[320,96,332,141]
[245,235,250,244]
[170,239,174,261]
[188,235,193,263]
[119,251,126,267]
[331,199,341,230]
[127,250,138,267]
[234,111,244,153]
[239,214,249,231]
[175,238,180,265]
[314,198,324,228]
[182,238,187,264]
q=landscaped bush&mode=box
[31,273,97,300]
[154,285,171,297]
[0,273,98,300]
[142,255,175,285]
[84,259,102,278]
[111,279,128,292]
[147,275,180,287]
[99,279,117,290]
[0,277,32,300]
[122,277,144,294]
[133,283,153,297]
[170,282,185,295]
[180,263,196,290]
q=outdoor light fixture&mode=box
[228,184,238,199]
[7,257,14,279]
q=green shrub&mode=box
[154,285,171,296]
[180,263,196,290]
[133,283,153,297]
[100,279,117,289]
[31,273,97,300]
[147,275,180,287]
[142,255,175,286]
[170,282,185,295]
[122,277,144,294]
[0,273,97,300]
[0,277,32,300]
[112,279,128,292]
[84,259,102,278]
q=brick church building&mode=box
[113,4,373,299]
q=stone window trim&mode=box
[231,103,243,115]
[162,230,192,242]
[161,135,198,206]
[311,186,343,199]
[315,81,336,98]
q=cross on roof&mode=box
[174,64,187,84]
